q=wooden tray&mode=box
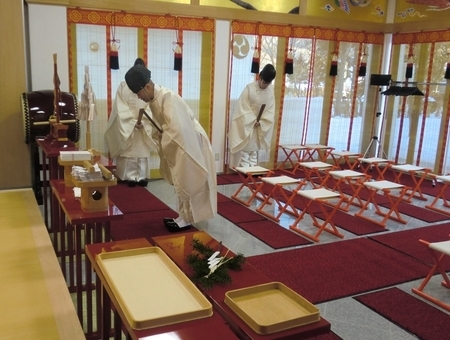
[96,247,213,330]
[224,282,320,334]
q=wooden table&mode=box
[51,179,123,339]
[85,238,238,340]
[36,137,76,230]
[36,138,115,230]
[0,188,84,340]
[152,231,331,339]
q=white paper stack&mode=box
[72,164,103,182]
[60,150,92,161]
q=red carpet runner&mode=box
[354,287,450,340]
[217,193,312,249]
[369,222,450,269]
[247,238,430,304]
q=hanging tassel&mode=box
[445,62,450,80]
[358,61,367,77]
[329,53,338,76]
[285,51,294,75]
[110,42,119,70]
[173,43,182,71]
[405,58,414,79]
[405,47,414,79]
[109,13,119,70]
[173,18,183,71]
[358,50,367,77]
[284,30,294,75]
[251,48,260,74]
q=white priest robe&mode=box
[105,82,155,181]
[144,84,217,224]
[228,81,275,168]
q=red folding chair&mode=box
[231,166,271,206]
[355,180,408,228]
[289,188,346,242]
[328,169,371,211]
[425,175,450,215]
[412,238,450,312]
[389,163,432,202]
[256,175,306,222]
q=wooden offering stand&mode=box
[58,151,92,187]
[58,150,117,212]
[73,175,117,213]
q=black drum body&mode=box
[21,90,80,204]
[21,90,80,144]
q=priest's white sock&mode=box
[174,216,189,228]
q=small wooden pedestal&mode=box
[72,178,117,212]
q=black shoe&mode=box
[138,179,148,187]
[163,218,191,233]
[128,180,137,187]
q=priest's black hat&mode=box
[259,64,276,83]
[134,58,145,67]
[125,65,151,94]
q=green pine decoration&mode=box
[186,238,245,289]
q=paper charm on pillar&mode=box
[285,50,294,75]
[79,66,97,150]
[173,43,182,71]
[445,61,450,80]
[329,52,338,76]
[405,55,414,79]
[251,45,260,74]
[358,49,367,77]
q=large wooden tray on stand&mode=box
[96,247,213,330]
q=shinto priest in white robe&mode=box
[105,81,155,181]
[228,80,275,168]
[143,84,217,224]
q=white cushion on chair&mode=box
[297,188,340,200]
[261,176,301,185]
[329,170,366,179]
[234,166,269,175]
[364,180,404,191]
[390,164,425,172]
[429,240,450,256]
[299,161,333,169]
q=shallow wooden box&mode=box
[224,282,320,334]
[96,247,213,330]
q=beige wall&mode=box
[0,0,30,190]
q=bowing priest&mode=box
[124,64,217,231]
